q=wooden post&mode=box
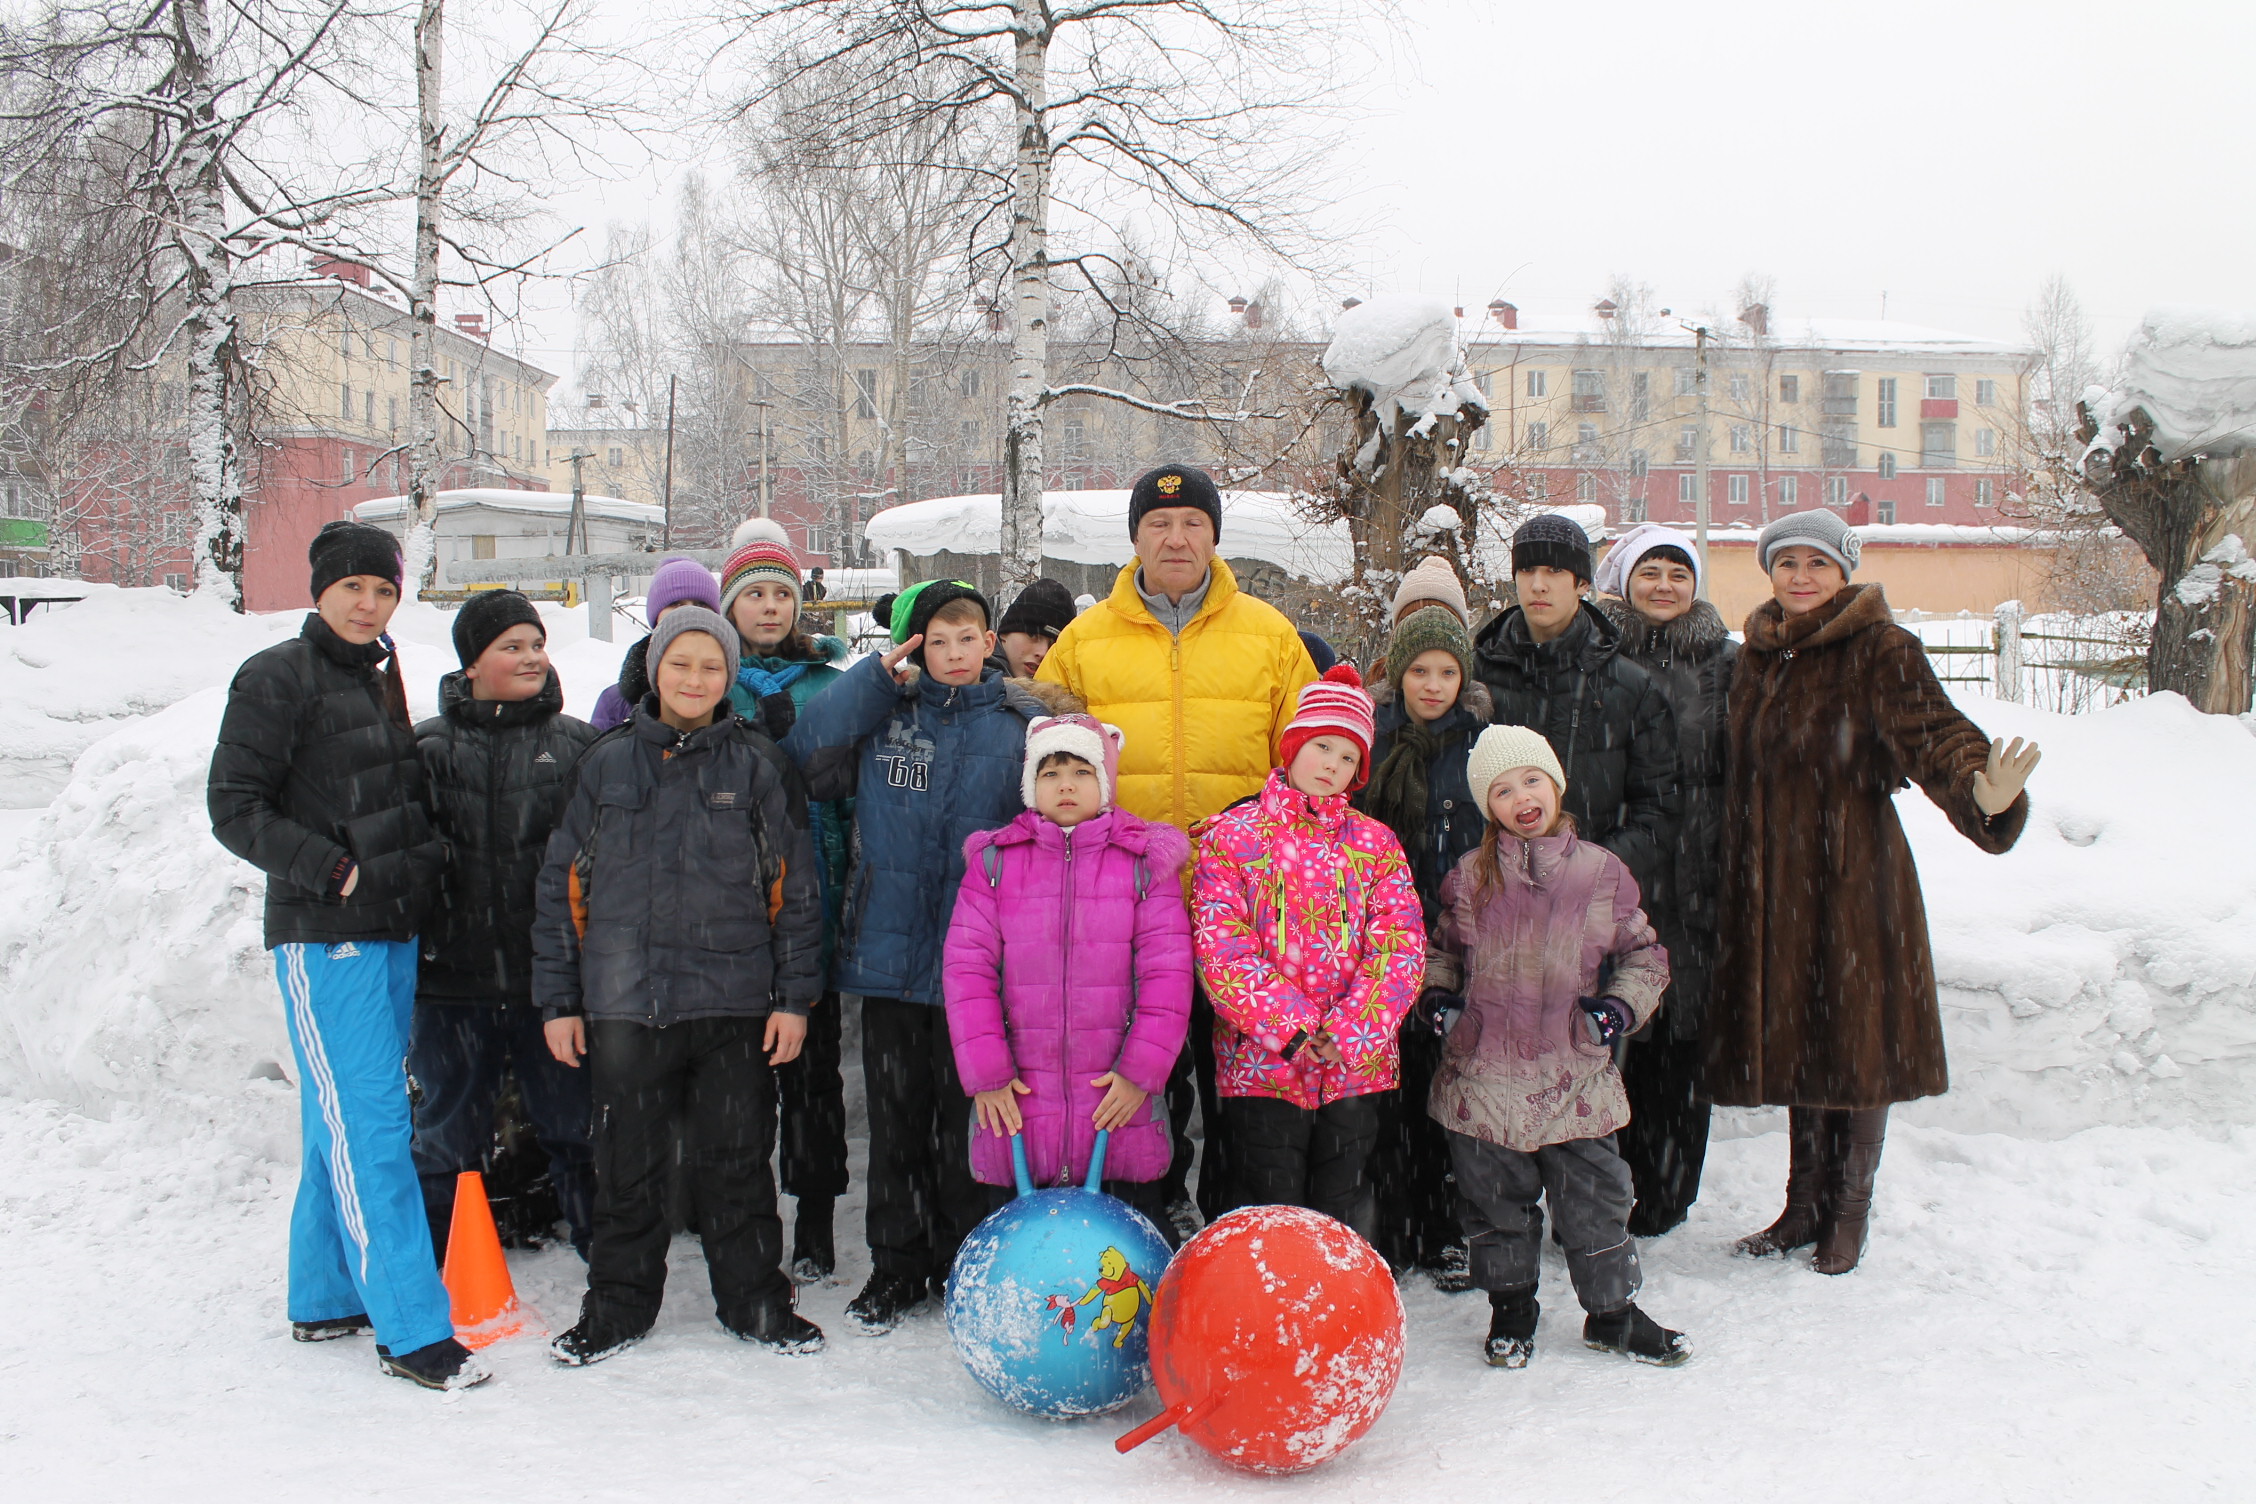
[1994,598,2024,702]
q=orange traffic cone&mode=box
[442,1170,543,1349]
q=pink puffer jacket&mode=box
[943,808,1193,1188]
[1426,831,1669,1152]
[1192,769,1427,1109]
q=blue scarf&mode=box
[736,659,810,700]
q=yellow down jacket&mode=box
[1038,559,1317,832]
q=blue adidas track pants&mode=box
[275,940,455,1355]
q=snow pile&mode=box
[2083,306,2256,464]
[1321,296,1488,470]
[865,488,1356,583]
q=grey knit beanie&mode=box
[1758,508,1861,576]
[646,604,740,672]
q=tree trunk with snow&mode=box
[170,0,246,608]
[2078,405,2256,714]
[402,0,446,597]
[998,1,1051,597]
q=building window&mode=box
[1926,477,1947,507]
[1877,497,1897,523]
[339,383,353,420]
[1728,374,1749,402]
[1976,378,1997,407]
[1821,425,1856,469]
[1526,370,1548,398]
[1527,421,1549,452]
[1921,422,1957,469]
[388,341,399,371]
[363,391,374,425]
[1577,472,1597,502]
[1778,475,1799,507]
[1823,371,1858,415]
[1875,377,1898,427]
[1674,367,1696,397]
[1728,474,1750,505]
[161,511,189,548]
[607,446,624,467]
[340,447,356,485]
[959,369,980,399]
[1571,369,1606,413]
[1573,422,1599,461]
[1779,374,1801,404]
[1062,416,1086,461]
[1676,425,1698,460]
[164,572,187,592]
[1729,424,1751,454]
[804,524,829,555]
[1624,495,1647,523]
[387,397,398,429]
[1679,473,1698,503]
[854,369,879,420]
[1878,452,1897,480]
[1628,449,1649,477]
[1631,371,1650,421]
[1925,374,1957,400]
[1976,479,1996,506]
[1825,476,1849,507]
[1975,428,1996,457]
[1528,473,1549,499]
[959,419,982,450]
[340,331,353,360]
[1777,423,1798,453]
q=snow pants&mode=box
[275,940,456,1356]
[861,996,993,1285]
[409,1001,594,1260]
[1222,1093,1381,1241]
[1618,1032,1711,1236]
[1162,981,1228,1219]
[1369,1015,1462,1269]
[777,991,848,1202]
[1449,1129,1641,1316]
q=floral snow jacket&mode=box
[1192,769,1426,1109]
[1425,831,1669,1152]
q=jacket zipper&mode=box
[1058,825,1076,1186]
[1170,637,1185,828]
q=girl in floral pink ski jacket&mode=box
[1191,666,1425,1235]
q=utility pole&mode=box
[661,375,677,550]
[1691,324,1712,593]
[566,449,592,554]
[752,399,773,518]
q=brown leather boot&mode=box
[1733,1107,1832,1257]
[1812,1107,1888,1275]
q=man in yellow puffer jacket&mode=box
[1037,462,1316,1228]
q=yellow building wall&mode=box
[1699,539,2070,624]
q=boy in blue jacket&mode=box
[784,580,1081,1333]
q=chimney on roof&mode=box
[1341,296,1362,311]
[1453,305,1464,319]
[1595,298,1618,320]
[586,393,606,409]
[1228,295,1248,315]
[1488,299,1517,330]
[313,257,370,288]
[1739,303,1769,336]
[1243,300,1263,331]
[454,312,488,341]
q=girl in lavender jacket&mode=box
[942,715,1194,1239]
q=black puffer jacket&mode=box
[1361,679,1492,927]
[1600,597,1736,1040]
[532,701,823,1024]
[208,615,443,947]
[414,670,599,1006]
[1470,601,1681,914]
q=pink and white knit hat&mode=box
[719,516,802,615]
[1023,714,1125,809]
[1276,664,1378,789]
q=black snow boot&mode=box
[791,1196,836,1285]
[291,1313,370,1343]
[729,1301,826,1356]
[1428,1242,1474,1295]
[1483,1287,1539,1369]
[550,1307,651,1368]
[379,1336,492,1390]
[846,1270,928,1334]
[1583,1304,1690,1367]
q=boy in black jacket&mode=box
[534,606,827,1364]
[410,590,599,1260]
[207,522,479,1391]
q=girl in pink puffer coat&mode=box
[943,715,1193,1230]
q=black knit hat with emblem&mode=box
[1126,463,1222,542]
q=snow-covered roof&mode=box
[1456,309,2022,359]
[1677,522,2051,547]
[865,489,1354,580]
[355,488,663,529]
[2083,307,2256,463]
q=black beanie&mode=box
[1510,513,1594,583]
[452,589,545,667]
[309,520,404,603]
[1126,464,1222,541]
[995,578,1077,640]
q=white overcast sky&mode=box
[495,0,2256,386]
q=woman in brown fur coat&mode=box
[1707,509,2040,1274]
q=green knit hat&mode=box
[1385,604,1474,691]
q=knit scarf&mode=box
[736,659,810,700]
[1363,713,1461,852]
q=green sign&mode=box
[0,517,47,549]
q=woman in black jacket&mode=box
[206,522,476,1391]
[1595,526,1736,1235]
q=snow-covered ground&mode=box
[1,589,2250,1499]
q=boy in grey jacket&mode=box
[533,606,825,1364]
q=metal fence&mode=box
[1901,602,2149,713]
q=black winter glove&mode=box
[757,691,796,742]
[1416,988,1466,1038]
[1578,996,1632,1047]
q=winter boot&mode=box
[1812,1107,1888,1276]
[1583,1304,1690,1367]
[1733,1107,1833,1257]
[550,1304,651,1368]
[1428,1242,1475,1295]
[730,1301,827,1356]
[846,1270,928,1335]
[1483,1286,1540,1369]
[291,1314,370,1343]
[379,1336,492,1390]
[791,1196,837,1285]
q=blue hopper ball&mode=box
[945,1130,1175,1420]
